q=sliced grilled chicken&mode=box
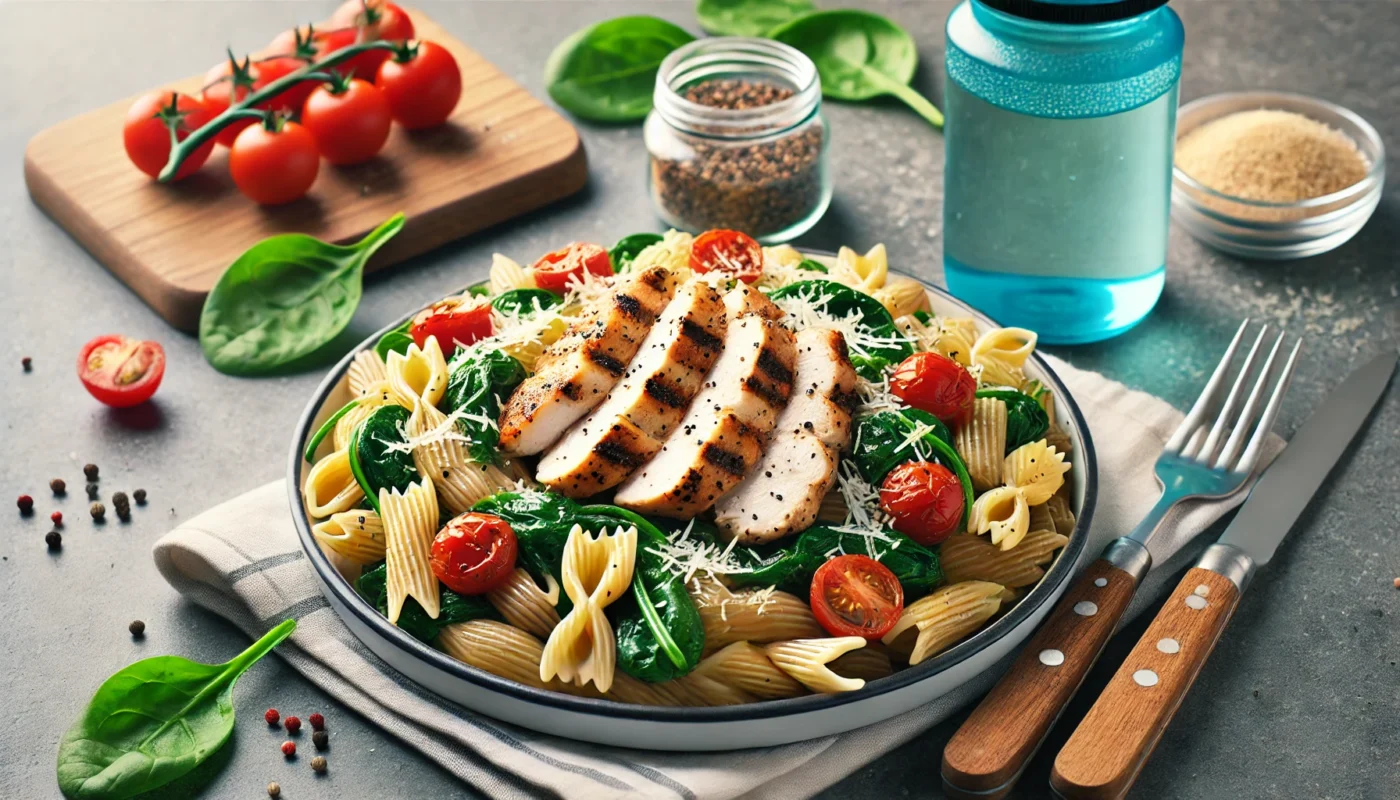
[498,267,675,456]
[714,328,858,544]
[614,299,797,518]
[535,281,727,498]
[723,281,784,321]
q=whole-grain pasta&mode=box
[690,579,824,655]
[882,581,1010,665]
[691,642,808,701]
[488,568,562,639]
[438,620,558,691]
[381,477,441,624]
[312,508,384,564]
[829,643,894,682]
[957,397,1009,490]
[941,530,1068,588]
[1045,494,1076,535]
[766,637,869,693]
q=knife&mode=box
[1050,351,1397,800]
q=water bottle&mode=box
[942,0,1184,344]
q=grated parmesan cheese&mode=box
[644,519,755,583]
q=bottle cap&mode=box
[978,0,1170,24]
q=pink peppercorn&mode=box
[265,708,280,726]
[51,511,63,526]
[309,713,325,731]
[284,716,302,734]
[281,741,296,757]
[17,494,34,514]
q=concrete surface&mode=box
[1,1,1396,798]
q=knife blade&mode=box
[1218,350,1397,566]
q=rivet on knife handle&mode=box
[941,538,1150,799]
[1050,565,1243,800]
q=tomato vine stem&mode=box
[157,40,401,183]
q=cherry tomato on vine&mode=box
[122,92,216,180]
[409,296,493,351]
[77,335,166,408]
[810,555,904,640]
[332,1,417,81]
[890,352,978,428]
[376,41,462,129]
[880,461,966,546]
[254,55,318,115]
[689,229,763,283]
[201,55,268,148]
[228,119,320,205]
[430,512,518,595]
[301,77,392,165]
[528,242,612,293]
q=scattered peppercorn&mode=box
[90,502,106,522]
[51,511,63,526]
[84,463,99,481]
[50,478,66,496]
[129,620,145,637]
[1393,577,1400,589]
[21,356,32,372]
[45,531,62,550]
[265,708,281,726]
[133,488,147,505]
[312,730,329,751]
[86,483,100,500]
[113,492,131,521]
[281,741,296,757]
[310,756,327,774]
[17,494,34,514]
[267,783,281,799]
[308,712,325,731]
[113,491,130,508]
[284,716,302,734]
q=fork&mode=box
[941,320,1298,800]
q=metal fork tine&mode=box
[1165,319,1250,454]
[1232,337,1303,474]
[1198,325,1270,465]
[1214,330,1285,470]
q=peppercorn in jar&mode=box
[645,39,830,243]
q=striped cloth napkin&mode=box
[153,354,1278,800]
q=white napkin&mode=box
[153,354,1278,800]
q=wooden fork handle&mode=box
[941,538,1151,800]
[1051,545,1252,799]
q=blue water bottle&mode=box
[942,0,1184,344]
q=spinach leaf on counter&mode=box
[199,213,405,376]
[851,409,973,528]
[491,288,563,318]
[728,524,943,597]
[977,389,1050,453]
[696,0,815,37]
[610,233,665,271]
[56,620,296,800]
[356,562,501,643]
[374,319,414,361]
[767,278,913,380]
[769,10,944,129]
[544,17,696,123]
[348,404,417,512]
[443,350,527,465]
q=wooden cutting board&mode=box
[24,8,587,332]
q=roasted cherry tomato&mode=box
[376,41,462,129]
[890,352,978,428]
[122,92,216,180]
[409,296,493,350]
[77,335,166,408]
[880,461,966,546]
[301,77,392,165]
[331,1,417,81]
[810,555,904,640]
[528,242,612,293]
[689,229,763,283]
[228,120,320,205]
[201,55,267,148]
[430,512,518,595]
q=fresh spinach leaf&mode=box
[56,619,296,800]
[347,405,416,512]
[850,409,974,527]
[609,232,664,271]
[696,0,815,37]
[797,257,829,273]
[491,288,564,318]
[466,281,492,297]
[443,350,527,465]
[356,561,500,642]
[768,279,913,377]
[200,213,406,375]
[769,10,944,128]
[374,319,414,361]
[610,517,705,682]
[544,16,697,122]
[913,308,933,324]
[977,389,1050,453]
[729,525,943,597]
[303,398,359,463]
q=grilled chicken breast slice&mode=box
[614,300,797,518]
[723,281,784,321]
[535,281,727,497]
[498,267,675,456]
[714,328,858,544]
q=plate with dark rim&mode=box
[288,256,1097,750]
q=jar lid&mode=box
[977,0,1170,24]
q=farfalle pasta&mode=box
[540,524,637,692]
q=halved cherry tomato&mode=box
[890,352,978,428]
[331,1,417,82]
[528,242,612,293]
[302,77,392,165]
[376,41,462,129]
[122,92,216,180]
[409,296,493,351]
[228,119,320,205]
[201,55,267,148]
[880,461,966,546]
[810,555,904,640]
[689,229,764,283]
[430,512,518,594]
[77,335,166,408]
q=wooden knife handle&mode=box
[1050,557,1247,800]
[941,539,1150,799]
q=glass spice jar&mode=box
[645,38,831,244]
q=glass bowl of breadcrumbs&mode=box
[1171,91,1383,259]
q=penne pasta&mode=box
[381,478,441,624]
[691,642,808,701]
[940,530,1068,588]
[957,397,1009,490]
[438,620,560,692]
[766,637,869,693]
[304,448,365,518]
[829,643,895,682]
[883,581,1011,665]
[488,568,562,639]
[312,508,385,564]
[1045,494,1077,535]
[690,578,825,655]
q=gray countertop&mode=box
[2,1,1396,798]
